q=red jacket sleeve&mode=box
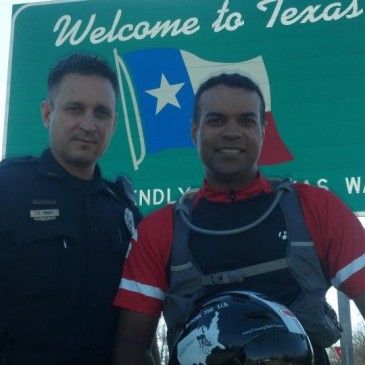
[295,183,365,298]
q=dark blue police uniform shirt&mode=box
[0,149,140,364]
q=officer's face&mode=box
[191,85,265,190]
[41,73,117,179]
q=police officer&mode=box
[0,54,144,364]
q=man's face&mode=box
[191,85,265,190]
[42,73,117,179]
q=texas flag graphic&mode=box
[113,48,293,170]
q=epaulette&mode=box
[115,175,136,204]
[105,175,136,205]
[0,156,37,168]
[105,175,143,222]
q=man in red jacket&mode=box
[113,73,365,365]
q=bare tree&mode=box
[326,323,365,365]
[353,322,365,365]
[327,346,341,364]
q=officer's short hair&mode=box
[47,53,119,101]
[193,73,265,126]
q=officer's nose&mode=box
[79,113,97,131]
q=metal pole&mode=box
[337,291,354,365]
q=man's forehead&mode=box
[58,73,112,88]
[51,74,116,105]
[200,86,261,107]
[201,84,258,97]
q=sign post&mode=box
[338,292,354,365]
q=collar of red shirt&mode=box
[195,172,273,203]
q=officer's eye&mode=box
[65,104,83,114]
[94,107,112,120]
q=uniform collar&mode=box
[196,172,273,203]
[38,148,104,191]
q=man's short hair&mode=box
[193,73,266,126]
[47,53,119,101]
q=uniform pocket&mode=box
[14,222,76,298]
[110,227,130,257]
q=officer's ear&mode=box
[41,100,52,128]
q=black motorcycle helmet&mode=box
[168,291,314,365]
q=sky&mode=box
[0,0,363,331]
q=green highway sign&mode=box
[5,0,365,214]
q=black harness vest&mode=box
[164,180,342,349]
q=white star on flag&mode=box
[146,74,184,115]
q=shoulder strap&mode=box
[115,175,137,205]
[172,193,196,266]
[106,175,143,223]
[273,180,313,243]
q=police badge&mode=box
[124,208,135,236]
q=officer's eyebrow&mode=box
[94,104,114,116]
[63,101,84,108]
